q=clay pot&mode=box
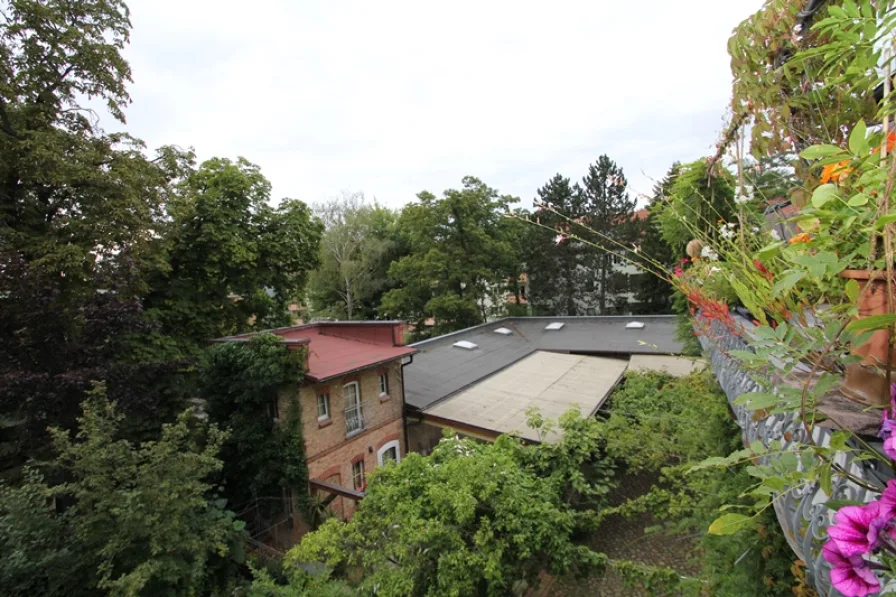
[840,269,896,407]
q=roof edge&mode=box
[409,315,678,348]
[307,350,417,383]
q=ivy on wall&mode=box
[201,335,311,520]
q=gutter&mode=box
[400,353,414,455]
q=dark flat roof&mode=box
[404,315,683,410]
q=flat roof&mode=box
[627,354,706,378]
[405,315,682,410]
[423,351,628,442]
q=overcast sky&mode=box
[117,0,765,209]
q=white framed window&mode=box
[316,393,330,421]
[377,440,401,466]
[352,459,365,490]
[344,382,364,436]
[378,372,389,397]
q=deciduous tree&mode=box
[289,412,614,596]
[379,176,518,337]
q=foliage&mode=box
[0,468,74,596]
[527,156,639,315]
[599,371,798,596]
[201,335,311,518]
[724,0,879,163]
[0,0,187,288]
[145,158,322,356]
[634,164,680,314]
[288,412,616,596]
[309,192,405,320]
[656,159,737,256]
[245,565,355,597]
[379,176,520,337]
[48,385,244,596]
[0,254,186,463]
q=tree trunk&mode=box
[344,276,353,319]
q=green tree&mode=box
[527,156,638,316]
[526,174,589,315]
[145,158,322,355]
[288,412,614,596]
[47,385,244,596]
[0,0,189,290]
[379,176,519,337]
[0,468,74,596]
[309,192,403,320]
[579,155,638,314]
[656,159,736,256]
[201,335,311,520]
[633,164,680,314]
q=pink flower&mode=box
[553,234,567,245]
[884,435,896,461]
[824,541,881,597]
[674,266,683,278]
[880,480,896,517]
[828,502,883,555]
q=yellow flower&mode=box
[789,232,811,245]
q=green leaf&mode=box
[708,513,752,535]
[845,314,896,333]
[755,241,784,259]
[811,184,839,208]
[847,192,869,207]
[845,279,860,303]
[819,464,833,497]
[733,391,778,410]
[772,271,805,296]
[875,213,896,229]
[233,519,247,531]
[849,120,868,155]
[828,5,847,18]
[800,144,844,159]
[825,499,866,511]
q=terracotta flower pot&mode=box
[840,269,896,407]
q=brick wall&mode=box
[307,417,404,518]
[279,359,406,519]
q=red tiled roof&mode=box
[275,325,416,382]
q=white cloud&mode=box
[117,0,765,208]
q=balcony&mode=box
[345,401,367,437]
[698,315,893,596]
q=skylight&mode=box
[544,322,565,331]
[494,327,513,335]
[626,321,645,329]
[453,340,478,350]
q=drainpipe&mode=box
[400,354,414,455]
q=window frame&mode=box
[316,392,330,422]
[376,439,401,466]
[352,459,365,490]
[378,372,389,397]
[344,381,363,436]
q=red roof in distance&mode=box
[220,321,416,383]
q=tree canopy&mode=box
[288,411,615,596]
[379,176,520,337]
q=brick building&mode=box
[227,321,415,520]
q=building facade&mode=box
[228,321,415,521]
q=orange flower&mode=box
[820,160,852,184]
[872,131,896,155]
[789,232,811,244]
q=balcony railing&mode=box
[698,315,893,597]
[345,401,367,437]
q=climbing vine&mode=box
[201,335,311,520]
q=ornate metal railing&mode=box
[699,317,893,597]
